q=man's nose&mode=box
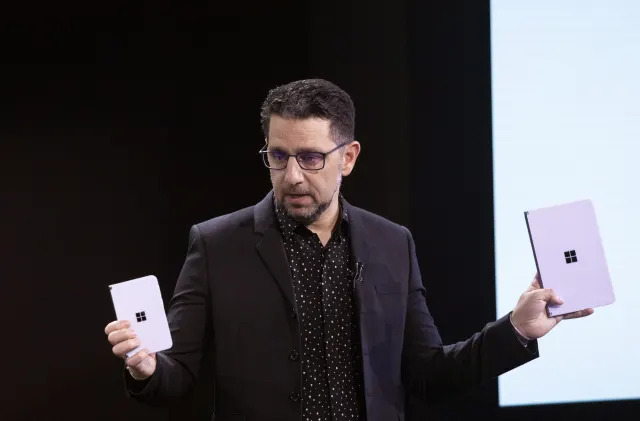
[283,157,304,184]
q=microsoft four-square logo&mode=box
[136,311,147,322]
[564,250,578,264]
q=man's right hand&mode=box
[105,320,157,380]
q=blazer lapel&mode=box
[254,191,296,311]
[343,198,370,283]
[253,192,371,314]
[342,199,371,313]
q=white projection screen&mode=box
[491,0,640,406]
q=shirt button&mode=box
[288,350,300,361]
[288,391,300,402]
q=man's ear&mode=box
[341,141,361,176]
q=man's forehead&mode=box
[267,116,334,148]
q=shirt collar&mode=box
[274,194,350,241]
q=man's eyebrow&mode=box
[268,146,323,154]
[295,147,323,154]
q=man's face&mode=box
[267,115,356,225]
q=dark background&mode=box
[1,1,636,420]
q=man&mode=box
[104,78,593,421]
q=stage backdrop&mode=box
[492,0,640,407]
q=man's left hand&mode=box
[511,273,594,340]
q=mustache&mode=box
[283,189,312,196]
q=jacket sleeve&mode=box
[400,226,538,403]
[124,224,212,405]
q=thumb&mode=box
[533,288,555,302]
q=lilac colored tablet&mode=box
[525,199,615,317]
[109,275,173,357]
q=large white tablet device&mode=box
[109,275,173,358]
[525,199,615,317]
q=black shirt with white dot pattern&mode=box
[275,200,365,421]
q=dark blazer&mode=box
[127,191,538,420]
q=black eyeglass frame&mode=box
[258,141,352,170]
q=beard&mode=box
[275,173,342,226]
[277,195,332,226]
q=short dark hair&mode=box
[260,78,355,144]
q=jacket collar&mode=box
[273,195,350,242]
[254,190,369,263]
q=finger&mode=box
[526,273,542,292]
[562,308,595,320]
[105,320,130,335]
[126,348,150,368]
[531,272,542,289]
[107,328,137,346]
[547,294,565,306]
[532,288,556,302]
[531,273,541,289]
[112,338,141,358]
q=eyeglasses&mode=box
[259,141,351,170]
